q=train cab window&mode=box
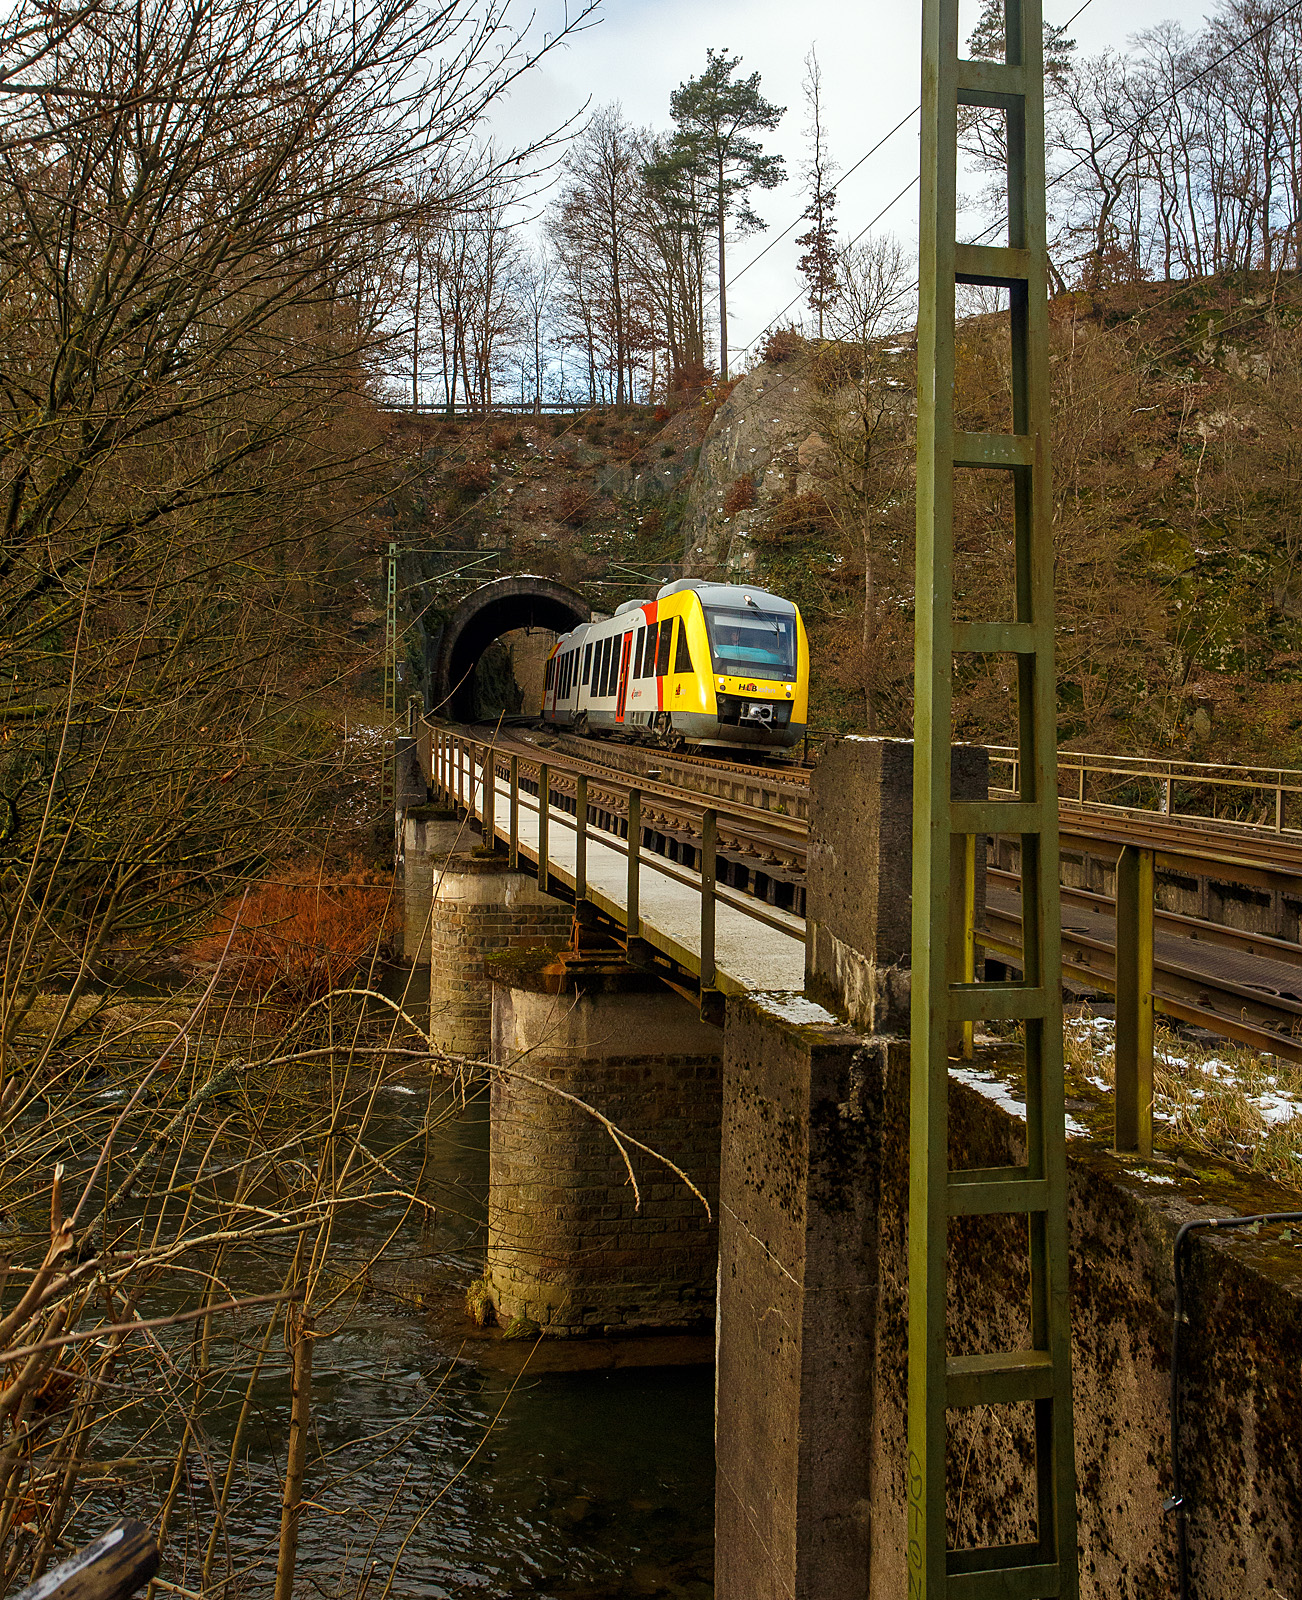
[545,658,554,692]
[704,606,798,681]
[655,619,673,677]
[582,643,592,685]
[674,624,692,675]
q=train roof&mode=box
[656,579,797,615]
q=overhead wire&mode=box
[730,0,1097,362]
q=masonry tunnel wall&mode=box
[429,575,590,722]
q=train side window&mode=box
[674,624,692,675]
[633,628,644,678]
[563,654,570,697]
[600,637,611,696]
[582,643,592,685]
[656,619,673,677]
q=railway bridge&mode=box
[388,0,1302,1587]
[395,716,1302,1600]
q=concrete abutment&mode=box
[715,736,1302,1598]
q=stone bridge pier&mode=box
[486,954,721,1336]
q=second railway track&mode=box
[432,723,1302,1058]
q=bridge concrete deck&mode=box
[466,765,807,995]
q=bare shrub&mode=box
[762,326,807,364]
[752,491,837,544]
[552,485,594,527]
[192,861,398,1002]
[723,476,757,517]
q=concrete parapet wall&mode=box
[805,737,987,1032]
[488,975,721,1336]
[428,856,571,1058]
[400,805,469,962]
[716,993,1302,1599]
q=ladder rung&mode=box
[947,1350,1055,1408]
[955,243,1032,286]
[956,59,1028,105]
[948,983,1046,1021]
[947,1551,1060,1600]
[947,1168,1049,1216]
[951,800,1043,835]
[952,622,1036,654]
[955,431,1035,469]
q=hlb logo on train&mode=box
[741,682,758,693]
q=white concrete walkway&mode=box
[438,754,806,995]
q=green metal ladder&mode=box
[909,0,1078,1594]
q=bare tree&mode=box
[815,235,915,732]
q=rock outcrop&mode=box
[679,358,815,576]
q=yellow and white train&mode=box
[541,579,809,752]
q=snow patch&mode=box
[951,1066,1089,1138]
[752,991,841,1028]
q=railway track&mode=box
[433,723,1302,1059]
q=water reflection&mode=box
[83,1080,716,1598]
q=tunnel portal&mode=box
[430,575,591,721]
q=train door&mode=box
[615,631,633,723]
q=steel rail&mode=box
[994,868,1302,972]
[982,898,1302,1063]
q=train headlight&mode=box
[717,678,726,689]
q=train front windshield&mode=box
[703,607,798,681]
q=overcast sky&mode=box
[490,0,1209,365]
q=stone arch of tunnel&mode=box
[430,575,591,722]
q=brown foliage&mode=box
[761,326,807,364]
[752,491,837,544]
[451,460,492,495]
[722,476,756,517]
[193,860,398,1003]
[551,485,595,527]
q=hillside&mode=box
[376,273,1302,768]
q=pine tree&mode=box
[794,48,838,339]
[668,48,785,379]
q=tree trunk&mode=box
[716,156,728,379]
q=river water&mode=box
[83,1076,716,1599]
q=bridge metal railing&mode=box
[419,724,1302,1165]
[426,725,813,1014]
[989,745,1302,837]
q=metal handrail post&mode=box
[700,809,717,990]
[482,744,496,846]
[576,774,588,900]
[509,755,519,868]
[1114,844,1155,1156]
[537,763,550,894]
[626,789,641,937]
